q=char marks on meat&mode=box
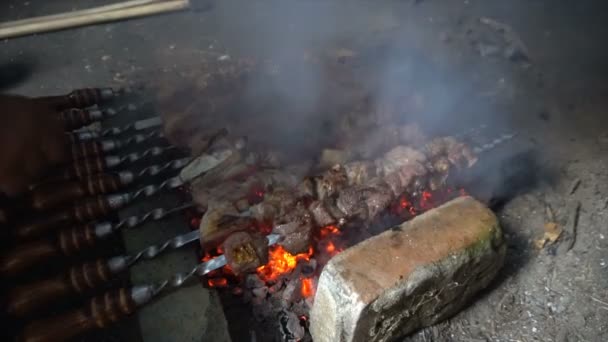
[223,232,269,274]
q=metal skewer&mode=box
[0,203,196,279]
[31,157,191,211]
[71,116,162,140]
[16,234,281,342]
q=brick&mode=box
[309,196,505,342]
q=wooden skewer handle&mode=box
[62,155,109,180]
[18,287,136,342]
[58,108,100,130]
[68,140,107,160]
[45,88,115,111]
[32,174,125,211]
[0,224,97,277]
[6,259,113,318]
[15,196,114,241]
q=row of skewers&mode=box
[1,88,264,342]
[0,87,517,342]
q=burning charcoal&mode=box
[279,311,306,342]
[305,295,315,311]
[246,274,266,289]
[273,221,313,255]
[268,280,285,295]
[298,258,317,277]
[252,286,269,299]
[251,295,265,307]
[223,232,269,274]
[243,290,253,304]
[282,278,303,304]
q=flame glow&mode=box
[208,278,228,288]
[256,245,313,282]
[300,277,314,298]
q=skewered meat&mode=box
[197,131,474,273]
[198,167,309,245]
[272,218,313,255]
[223,232,269,274]
[425,136,477,168]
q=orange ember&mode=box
[420,190,433,210]
[256,245,313,282]
[208,278,228,288]
[301,277,315,298]
[319,224,341,238]
[326,241,336,253]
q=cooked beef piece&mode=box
[272,218,313,255]
[199,200,241,241]
[309,200,338,227]
[335,186,365,219]
[312,165,348,200]
[343,161,376,186]
[223,232,269,275]
[425,137,477,168]
[361,181,395,219]
[377,146,427,176]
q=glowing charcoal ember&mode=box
[256,246,313,283]
[301,277,315,298]
[207,278,228,288]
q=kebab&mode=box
[199,133,492,267]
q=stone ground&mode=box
[1,0,607,341]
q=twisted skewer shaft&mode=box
[149,234,282,298]
[0,203,194,278]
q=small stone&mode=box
[310,197,506,342]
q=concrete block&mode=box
[310,196,505,342]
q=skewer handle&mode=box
[0,224,97,277]
[58,108,102,130]
[44,88,116,111]
[15,196,116,241]
[32,174,126,210]
[6,259,113,318]
[61,155,109,180]
[68,140,108,159]
[18,287,136,342]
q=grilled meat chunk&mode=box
[223,232,269,275]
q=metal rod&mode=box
[146,234,282,299]
[93,202,195,239]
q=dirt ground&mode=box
[1,0,607,341]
